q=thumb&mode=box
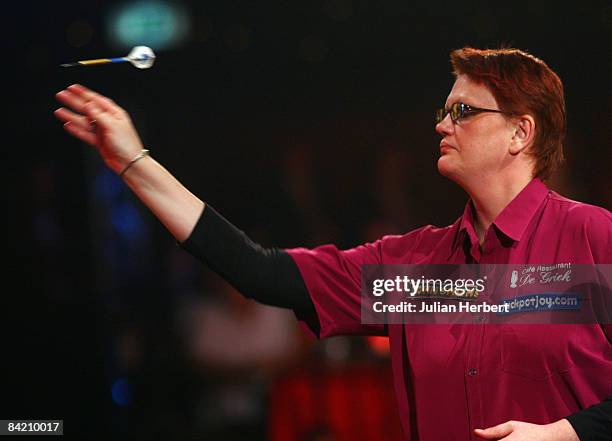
[474,421,514,439]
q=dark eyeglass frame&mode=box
[435,102,511,124]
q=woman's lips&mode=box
[440,141,455,153]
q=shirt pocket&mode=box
[500,325,577,381]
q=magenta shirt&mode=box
[286,178,612,440]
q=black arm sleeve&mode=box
[179,204,317,320]
[566,397,612,441]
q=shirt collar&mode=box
[457,201,478,246]
[458,178,550,243]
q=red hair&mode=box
[450,47,565,181]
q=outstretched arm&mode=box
[54,84,317,318]
[54,84,204,242]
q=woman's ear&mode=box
[509,115,536,155]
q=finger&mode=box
[474,422,514,439]
[56,89,90,115]
[82,101,114,127]
[56,93,109,126]
[67,84,122,115]
[473,429,497,440]
[63,121,97,146]
[54,107,90,130]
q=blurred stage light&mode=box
[107,1,190,50]
[110,201,145,239]
[366,336,391,356]
[94,168,122,200]
[111,377,132,406]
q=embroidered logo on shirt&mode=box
[509,264,572,288]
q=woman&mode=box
[55,47,611,440]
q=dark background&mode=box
[5,1,611,439]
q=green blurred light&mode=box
[107,1,189,50]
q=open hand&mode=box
[54,84,144,174]
[474,419,579,441]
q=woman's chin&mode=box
[437,156,456,179]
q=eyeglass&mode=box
[435,102,510,124]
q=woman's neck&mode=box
[466,174,533,246]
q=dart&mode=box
[60,46,156,69]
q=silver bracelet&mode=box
[119,149,150,177]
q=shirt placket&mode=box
[464,233,500,438]
[464,314,485,438]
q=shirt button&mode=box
[468,368,478,376]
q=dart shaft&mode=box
[61,57,127,67]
